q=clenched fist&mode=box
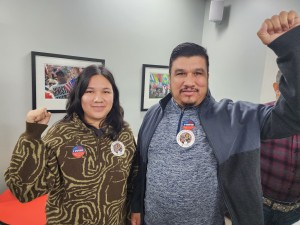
[257,10,300,45]
[26,107,51,125]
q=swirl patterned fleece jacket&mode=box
[5,114,138,225]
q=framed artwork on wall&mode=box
[31,51,105,113]
[141,64,170,111]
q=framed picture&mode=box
[31,51,105,113]
[141,64,170,111]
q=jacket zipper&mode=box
[176,109,185,134]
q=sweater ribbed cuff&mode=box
[25,122,48,139]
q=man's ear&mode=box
[273,82,280,100]
[273,82,279,92]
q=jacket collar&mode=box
[159,90,214,111]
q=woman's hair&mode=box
[65,64,125,139]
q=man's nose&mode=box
[183,73,196,86]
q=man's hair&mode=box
[276,70,282,83]
[169,42,209,74]
[65,65,125,140]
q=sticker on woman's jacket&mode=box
[72,145,86,158]
[176,130,195,148]
[111,141,125,156]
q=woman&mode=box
[5,65,137,225]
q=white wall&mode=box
[0,0,206,192]
[260,49,278,103]
[202,0,300,103]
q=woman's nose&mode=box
[94,94,104,103]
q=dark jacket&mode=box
[131,27,300,225]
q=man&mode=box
[261,70,300,225]
[131,11,300,225]
[49,69,70,99]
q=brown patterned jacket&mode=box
[5,114,137,225]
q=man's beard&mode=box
[182,102,197,108]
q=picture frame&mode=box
[141,64,170,111]
[31,51,105,113]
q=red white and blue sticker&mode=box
[72,145,85,158]
[176,130,195,148]
[111,141,125,156]
[182,119,195,130]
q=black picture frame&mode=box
[31,51,105,113]
[141,64,170,111]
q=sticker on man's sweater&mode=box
[182,119,195,130]
[72,145,85,158]
[111,141,125,156]
[176,130,195,148]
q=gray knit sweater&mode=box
[144,99,224,225]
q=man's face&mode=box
[170,56,208,107]
[57,74,67,84]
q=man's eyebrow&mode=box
[174,68,185,72]
[195,68,206,72]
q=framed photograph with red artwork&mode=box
[31,51,105,113]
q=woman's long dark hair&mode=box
[65,65,125,139]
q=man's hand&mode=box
[257,10,300,45]
[26,107,51,125]
[131,213,141,225]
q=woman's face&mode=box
[81,74,114,128]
